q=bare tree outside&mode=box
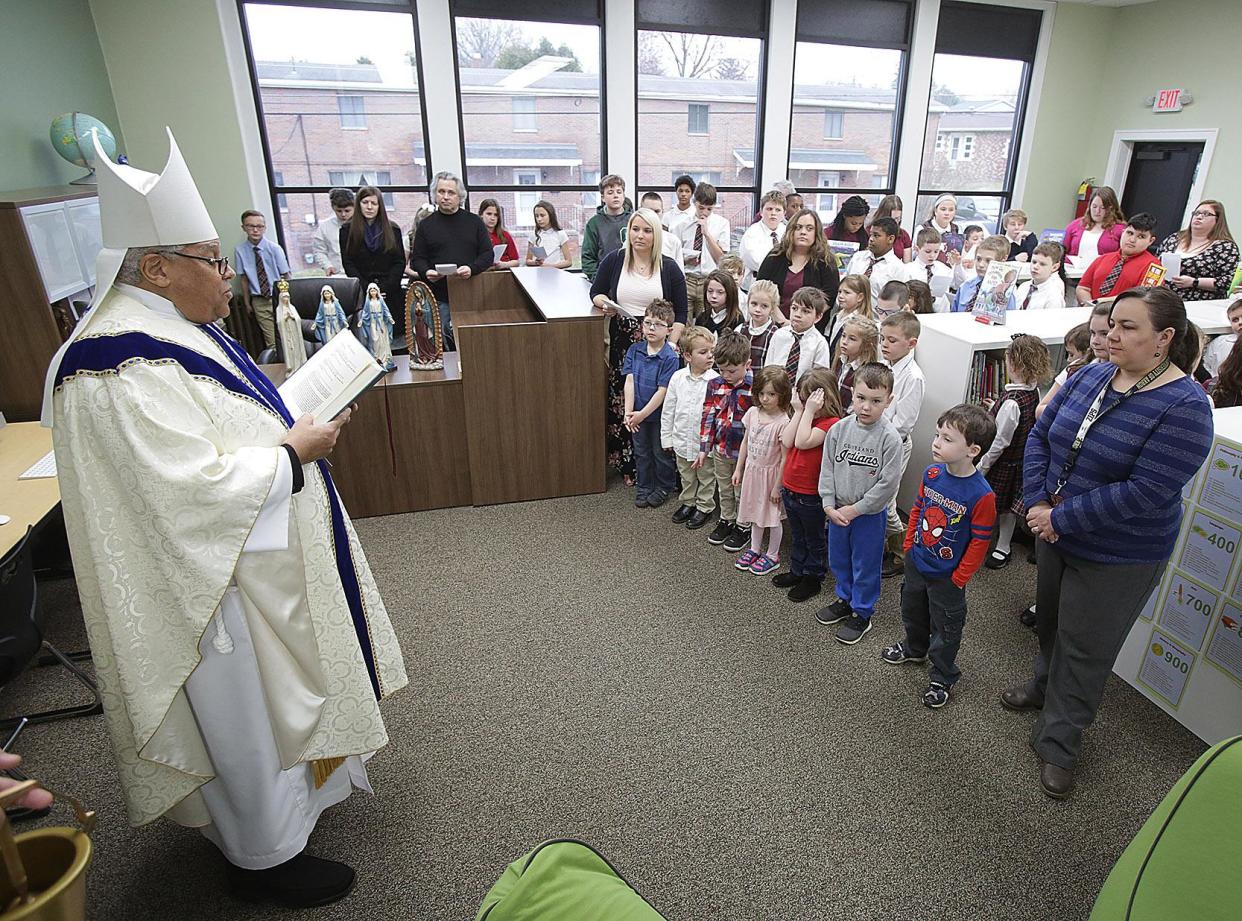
[651,32,724,79]
[714,56,751,81]
[637,32,666,76]
[456,19,518,68]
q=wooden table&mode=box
[0,422,60,558]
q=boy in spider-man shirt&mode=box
[881,404,997,708]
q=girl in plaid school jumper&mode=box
[978,334,1053,569]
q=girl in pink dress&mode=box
[732,366,794,575]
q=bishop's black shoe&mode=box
[227,853,356,908]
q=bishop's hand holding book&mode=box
[280,326,387,424]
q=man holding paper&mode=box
[42,130,407,908]
[409,171,494,349]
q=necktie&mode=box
[254,245,271,297]
[1098,256,1126,295]
[841,365,855,406]
[771,230,779,248]
[966,281,982,311]
[864,255,877,278]
[693,223,704,263]
[785,332,801,385]
[926,264,934,282]
[1021,285,1034,310]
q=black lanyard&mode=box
[1052,359,1171,497]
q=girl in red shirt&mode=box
[478,198,519,268]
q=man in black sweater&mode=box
[409,171,494,348]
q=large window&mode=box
[789,0,911,229]
[453,12,602,254]
[636,0,766,247]
[240,2,428,270]
[915,2,1042,234]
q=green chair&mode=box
[476,839,666,921]
[1090,736,1242,920]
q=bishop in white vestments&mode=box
[43,131,407,907]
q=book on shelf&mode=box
[966,351,1009,407]
[278,329,386,423]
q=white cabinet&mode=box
[19,196,101,303]
[900,302,1233,509]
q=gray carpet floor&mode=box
[6,481,1207,921]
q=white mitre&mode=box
[41,127,218,424]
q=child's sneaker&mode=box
[771,572,801,588]
[671,504,694,524]
[814,597,852,626]
[708,520,733,545]
[734,550,759,570]
[922,682,950,709]
[749,555,779,576]
[881,642,927,664]
[723,525,751,553]
[835,614,872,645]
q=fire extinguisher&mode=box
[1075,180,1096,220]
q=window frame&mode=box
[635,12,770,225]
[336,94,367,130]
[917,3,1043,233]
[236,0,434,258]
[447,10,608,225]
[687,103,710,136]
[512,96,538,133]
[823,109,844,140]
[785,37,910,219]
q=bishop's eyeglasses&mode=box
[165,250,232,277]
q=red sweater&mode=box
[489,229,519,263]
[1079,250,1161,299]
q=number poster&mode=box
[1114,421,1242,741]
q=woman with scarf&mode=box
[341,185,407,334]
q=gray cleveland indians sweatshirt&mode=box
[818,414,904,515]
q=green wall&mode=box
[1021,0,1242,231]
[0,0,123,191]
[88,0,257,247]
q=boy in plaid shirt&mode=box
[696,331,753,551]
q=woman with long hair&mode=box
[478,198,520,268]
[340,185,406,332]
[1157,199,1239,301]
[1212,335,1242,408]
[755,207,841,330]
[823,195,870,249]
[1062,186,1125,261]
[526,200,573,269]
[590,208,688,481]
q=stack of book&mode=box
[966,351,1008,405]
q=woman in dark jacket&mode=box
[590,208,687,481]
[756,207,840,331]
[340,185,406,333]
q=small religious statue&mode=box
[314,284,348,344]
[273,280,307,372]
[358,282,395,371]
[405,280,444,370]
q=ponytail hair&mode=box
[1111,286,1199,373]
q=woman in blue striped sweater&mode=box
[1002,287,1214,800]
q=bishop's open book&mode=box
[278,329,386,422]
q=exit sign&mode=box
[1154,89,1184,112]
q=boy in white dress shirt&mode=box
[1013,242,1068,310]
[679,182,732,320]
[903,227,954,312]
[667,175,697,237]
[740,191,787,288]
[846,217,905,301]
[764,287,833,386]
[878,311,926,577]
[641,191,685,270]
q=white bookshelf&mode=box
[900,300,1234,509]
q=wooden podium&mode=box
[281,267,607,518]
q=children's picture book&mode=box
[826,239,860,260]
[972,260,1018,326]
[942,232,965,254]
[1142,262,1168,287]
[1040,228,1066,244]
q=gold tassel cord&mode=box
[311,757,346,789]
